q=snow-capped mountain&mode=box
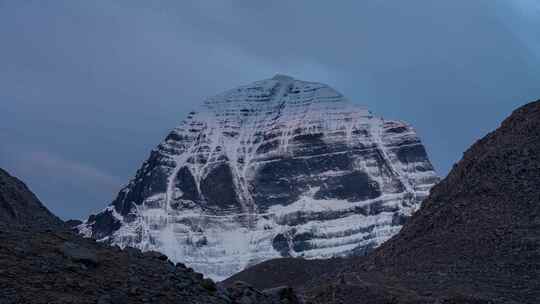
[79,75,438,280]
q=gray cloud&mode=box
[1,0,539,219]
[21,151,122,190]
[0,146,122,219]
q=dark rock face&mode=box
[79,76,438,279]
[0,168,295,304]
[226,100,540,304]
[174,167,200,203]
[272,234,292,257]
[313,171,381,201]
[200,163,242,210]
[251,157,310,208]
[87,210,122,240]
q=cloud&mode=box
[20,151,123,190]
[1,0,539,220]
[0,147,123,219]
[503,0,540,60]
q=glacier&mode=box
[79,75,438,280]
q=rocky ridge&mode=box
[0,168,63,230]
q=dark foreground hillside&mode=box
[0,169,298,304]
[0,168,63,230]
[228,100,540,304]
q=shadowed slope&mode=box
[0,168,298,304]
[348,99,540,301]
[0,168,63,230]
[224,257,349,290]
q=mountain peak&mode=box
[271,74,294,81]
[79,77,438,280]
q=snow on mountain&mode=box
[79,75,438,280]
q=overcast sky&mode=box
[1,0,539,219]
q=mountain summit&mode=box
[79,76,438,279]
